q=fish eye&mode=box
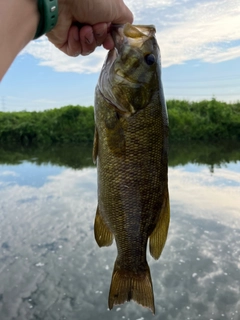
[144,54,155,66]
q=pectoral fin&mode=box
[92,127,98,165]
[94,205,114,247]
[149,186,170,260]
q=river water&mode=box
[0,142,239,320]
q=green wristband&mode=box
[34,0,58,39]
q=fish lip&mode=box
[110,23,156,51]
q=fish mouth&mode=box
[111,23,156,52]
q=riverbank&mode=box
[0,99,239,145]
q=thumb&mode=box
[111,1,134,24]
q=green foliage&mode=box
[0,99,239,145]
[0,105,95,145]
[167,98,240,141]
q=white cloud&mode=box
[22,36,106,74]
[202,45,240,64]
[21,0,240,73]
[158,0,240,66]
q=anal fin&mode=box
[149,186,170,260]
[94,205,113,247]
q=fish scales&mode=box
[93,23,170,313]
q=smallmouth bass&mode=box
[93,23,170,313]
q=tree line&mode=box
[0,99,239,145]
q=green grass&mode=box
[0,99,239,145]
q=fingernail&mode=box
[85,32,94,44]
[95,31,104,37]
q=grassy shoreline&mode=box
[0,99,239,145]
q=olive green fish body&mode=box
[93,24,170,313]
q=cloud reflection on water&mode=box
[169,165,240,228]
[0,161,239,319]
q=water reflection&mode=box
[1,141,240,171]
[0,142,239,320]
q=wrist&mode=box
[34,0,59,39]
[0,0,39,80]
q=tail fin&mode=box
[108,262,155,313]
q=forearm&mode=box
[0,0,39,81]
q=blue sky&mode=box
[1,0,240,111]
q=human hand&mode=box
[46,0,133,56]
